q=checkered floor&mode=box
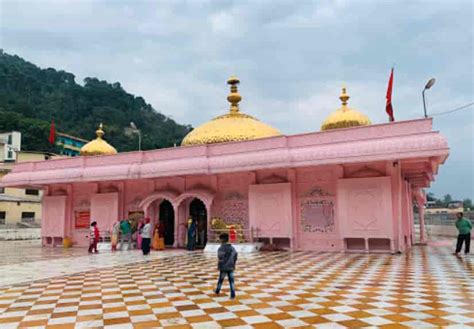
[0,246,473,328]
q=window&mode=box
[0,187,4,194]
[25,189,39,196]
[7,150,13,158]
[7,134,12,145]
[21,212,35,223]
[0,211,5,225]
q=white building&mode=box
[0,131,21,162]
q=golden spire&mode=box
[181,76,282,146]
[227,76,242,115]
[80,123,118,156]
[339,87,350,108]
[320,87,371,131]
[96,123,105,138]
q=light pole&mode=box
[422,78,436,118]
[130,122,142,151]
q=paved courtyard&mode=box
[0,240,473,328]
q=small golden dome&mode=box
[321,87,371,131]
[80,124,118,156]
[181,76,282,146]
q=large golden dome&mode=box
[321,88,371,131]
[80,124,117,156]
[181,76,282,146]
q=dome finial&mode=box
[339,87,350,108]
[96,123,105,139]
[227,75,242,114]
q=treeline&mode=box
[427,193,472,210]
[0,51,191,153]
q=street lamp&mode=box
[422,78,436,118]
[130,122,142,151]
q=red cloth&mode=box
[94,226,100,240]
[48,119,56,144]
[385,68,395,122]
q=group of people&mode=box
[88,217,167,255]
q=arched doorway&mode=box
[189,198,207,248]
[159,200,175,246]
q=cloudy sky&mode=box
[1,0,473,199]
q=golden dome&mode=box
[181,76,282,146]
[80,124,118,156]
[321,87,371,131]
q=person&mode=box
[187,218,197,251]
[111,219,121,252]
[454,212,472,255]
[141,218,152,255]
[136,219,144,250]
[88,221,100,253]
[214,233,238,299]
[198,218,206,247]
[120,219,132,250]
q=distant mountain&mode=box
[0,51,191,153]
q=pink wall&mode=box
[337,176,395,252]
[38,163,420,253]
[42,195,67,245]
[249,183,293,241]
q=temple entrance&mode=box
[189,198,207,248]
[159,200,175,246]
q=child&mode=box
[88,221,100,253]
[214,233,238,299]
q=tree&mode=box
[463,198,472,211]
[443,194,453,207]
[427,192,436,202]
[0,51,191,152]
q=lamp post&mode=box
[130,122,141,151]
[422,78,436,118]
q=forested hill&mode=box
[0,51,191,153]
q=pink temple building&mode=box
[0,77,449,253]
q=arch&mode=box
[174,188,215,210]
[139,190,179,211]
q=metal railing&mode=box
[208,227,259,244]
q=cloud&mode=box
[0,0,472,198]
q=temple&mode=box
[0,77,449,253]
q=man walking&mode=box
[214,233,238,299]
[454,212,472,255]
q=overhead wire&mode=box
[430,102,474,116]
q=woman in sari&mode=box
[111,219,121,252]
[152,221,165,250]
[187,218,197,251]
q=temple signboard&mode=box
[75,211,90,229]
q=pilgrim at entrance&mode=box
[159,200,175,246]
[190,198,207,248]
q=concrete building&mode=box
[56,132,88,157]
[1,78,449,252]
[0,132,63,228]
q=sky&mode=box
[0,0,473,200]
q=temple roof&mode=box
[321,88,371,131]
[0,119,449,190]
[80,124,117,156]
[181,76,282,146]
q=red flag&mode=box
[49,119,56,144]
[386,68,395,122]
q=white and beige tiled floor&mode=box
[0,240,473,328]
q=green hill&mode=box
[0,51,191,153]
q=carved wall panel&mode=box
[337,177,393,239]
[249,183,292,238]
[213,192,249,228]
